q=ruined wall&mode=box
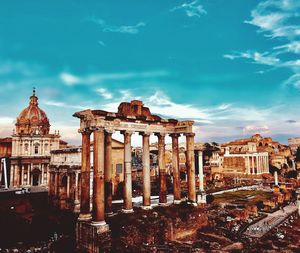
[223,157,245,174]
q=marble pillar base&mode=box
[78,213,92,221]
[141,205,152,210]
[121,208,134,214]
[158,202,170,207]
[197,192,207,204]
[173,199,182,204]
[74,200,80,213]
[105,212,115,217]
[76,220,110,253]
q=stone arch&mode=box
[32,167,41,186]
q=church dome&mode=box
[15,88,50,135]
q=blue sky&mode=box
[0,0,300,145]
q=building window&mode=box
[116,164,122,174]
[25,143,28,151]
[34,145,39,154]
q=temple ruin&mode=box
[73,100,204,252]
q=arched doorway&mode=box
[32,168,41,186]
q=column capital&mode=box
[121,130,134,136]
[93,126,105,132]
[184,132,195,137]
[139,131,151,137]
[79,128,93,135]
[170,133,181,138]
[105,128,114,135]
[155,132,166,138]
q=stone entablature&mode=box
[73,101,193,136]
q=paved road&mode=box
[244,203,298,238]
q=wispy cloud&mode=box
[98,40,106,47]
[224,0,300,89]
[171,0,207,18]
[244,0,300,39]
[96,88,113,99]
[87,16,145,34]
[224,51,280,66]
[59,70,169,86]
[243,125,270,135]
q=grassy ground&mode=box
[213,190,273,205]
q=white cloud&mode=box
[171,0,207,18]
[96,88,113,99]
[243,125,270,135]
[87,17,145,34]
[224,51,280,66]
[59,72,81,86]
[59,70,169,86]
[146,91,209,119]
[225,0,300,89]
[283,73,300,88]
[244,0,300,39]
[274,41,300,54]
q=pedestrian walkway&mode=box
[244,203,298,238]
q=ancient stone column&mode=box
[141,132,151,209]
[185,133,196,203]
[54,171,58,196]
[10,165,14,187]
[79,130,92,220]
[198,150,204,192]
[41,164,44,185]
[74,171,80,213]
[246,156,250,174]
[92,128,106,224]
[14,164,19,187]
[67,175,70,198]
[171,133,181,203]
[251,156,254,175]
[56,173,60,200]
[156,133,167,205]
[256,155,259,174]
[122,131,134,213]
[21,165,24,186]
[274,170,279,186]
[104,130,113,215]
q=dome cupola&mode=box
[15,88,50,135]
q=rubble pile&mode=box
[107,203,209,252]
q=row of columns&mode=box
[246,153,269,175]
[49,170,80,212]
[78,128,196,225]
[9,163,49,187]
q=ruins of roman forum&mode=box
[0,92,300,253]
[73,100,202,228]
